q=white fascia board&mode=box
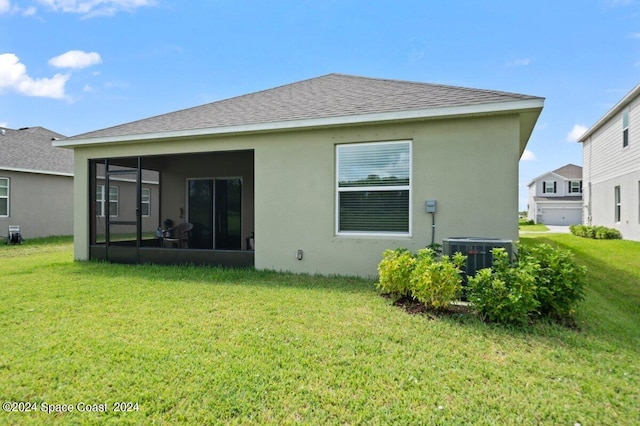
[579,83,640,142]
[536,199,582,204]
[0,166,73,177]
[54,98,544,148]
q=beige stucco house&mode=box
[55,74,544,276]
[0,126,74,239]
[579,83,640,241]
[527,164,582,225]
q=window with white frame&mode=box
[141,187,151,217]
[0,177,8,217]
[336,140,411,235]
[96,185,119,217]
[623,109,629,148]
[615,185,621,223]
[569,181,582,194]
[543,181,556,194]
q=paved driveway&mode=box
[544,225,571,234]
[520,225,571,235]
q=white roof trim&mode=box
[54,98,544,148]
[527,171,576,187]
[579,83,640,142]
[0,166,73,177]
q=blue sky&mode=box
[1,0,639,210]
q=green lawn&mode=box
[518,219,549,233]
[0,235,638,425]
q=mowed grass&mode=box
[0,235,638,425]
[518,220,549,233]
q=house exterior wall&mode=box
[71,113,521,277]
[93,178,160,236]
[0,170,73,239]
[583,95,640,241]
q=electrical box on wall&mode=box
[425,200,437,213]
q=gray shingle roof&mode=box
[68,73,543,141]
[0,127,73,175]
[552,164,582,180]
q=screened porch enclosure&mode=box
[88,150,254,267]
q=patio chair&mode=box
[6,225,23,245]
[162,222,193,248]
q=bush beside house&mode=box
[570,224,622,240]
[377,245,586,325]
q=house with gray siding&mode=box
[0,127,74,239]
[527,164,582,225]
[55,73,544,276]
[579,84,640,241]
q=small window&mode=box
[336,140,411,235]
[569,181,582,194]
[623,109,629,148]
[543,181,556,194]
[141,188,151,217]
[108,186,119,217]
[96,185,119,217]
[0,177,9,217]
[615,185,621,223]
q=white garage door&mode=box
[541,208,582,226]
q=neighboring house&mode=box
[527,164,583,225]
[579,84,640,241]
[55,73,544,276]
[0,126,74,239]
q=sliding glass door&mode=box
[188,178,242,250]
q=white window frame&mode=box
[96,185,119,217]
[543,181,556,194]
[0,177,9,217]
[569,181,582,194]
[615,185,621,223]
[623,109,629,148]
[335,140,412,236]
[108,186,119,217]
[141,187,151,217]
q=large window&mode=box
[0,177,8,217]
[336,141,411,235]
[96,185,119,217]
[615,185,621,223]
[623,109,629,148]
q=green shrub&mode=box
[410,248,466,310]
[519,243,586,318]
[570,224,622,239]
[594,226,622,239]
[467,248,539,325]
[377,248,415,298]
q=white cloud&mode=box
[0,0,38,15]
[507,58,531,67]
[567,124,588,142]
[49,50,101,69]
[520,150,537,161]
[37,0,155,17]
[0,53,69,99]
